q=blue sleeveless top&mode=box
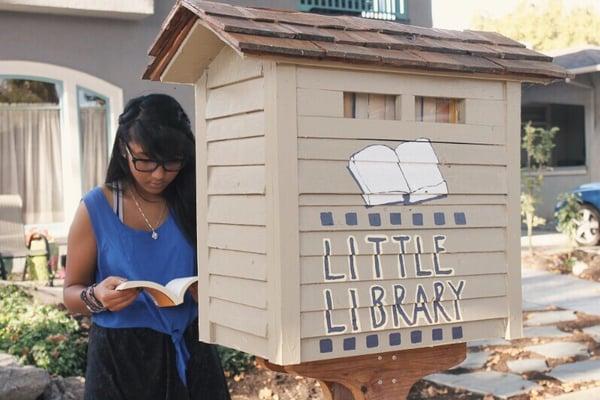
[83,187,197,386]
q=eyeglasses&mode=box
[124,143,185,172]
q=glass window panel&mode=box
[520,103,585,168]
[0,79,59,104]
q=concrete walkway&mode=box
[424,257,600,398]
[522,268,600,316]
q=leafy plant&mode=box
[216,345,254,377]
[0,285,87,376]
[473,0,600,51]
[555,192,582,268]
[555,193,581,244]
[521,122,559,253]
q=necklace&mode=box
[130,190,165,240]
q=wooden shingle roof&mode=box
[143,0,570,82]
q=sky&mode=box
[431,0,600,30]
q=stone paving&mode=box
[424,266,600,399]
[426,371,541,399]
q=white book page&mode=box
[395,139,447,195]
[164,276,198,302]
[348,145,410,197]
[116,276,197,306]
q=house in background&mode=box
[521,47,600,221]
[0,0,432,242]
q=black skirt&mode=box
[84,322,231,400]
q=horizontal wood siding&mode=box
[203,50,269,355]
[213,324,269,358]
[301,252,507,284]
[299,161,506,195]
[301,275,507,311]
[298,139,507,166]
[299,205,506,231]
[208,195,266,226]
[301,319,507,361]
[298,116,504,145]
[297,67,505,100]
[300,228,505,256]
[301,296,508,337]
[209,298,268,337]
[298,194,507,207]
[295,67,516,362]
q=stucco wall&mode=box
[0,0,195,123]
[522,75,597,222]
[0,0,432,131]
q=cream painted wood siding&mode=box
[295,66,519,362]
[196,55,522,365]
[197,47,269,358]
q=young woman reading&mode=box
[63,94,230,400]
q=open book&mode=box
[348,138,448,206]
[116,276,198,307]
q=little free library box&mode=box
[145,0,569,366]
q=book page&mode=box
[164,276,198,302]
[348,145,410,206]
[116,276,197,307]
[394,139,448,204]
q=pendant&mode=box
[151,231,159,240]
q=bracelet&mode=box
[89,284,105,309]
[80,284,107,313]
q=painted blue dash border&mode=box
[345,212,358,225]
[434,212,446,226]
[368,213,381,226]
[390,212,402,225]
[454,212,467,225]
[366,334,379,348]
[320,212,334,226]
[452,326,464,339]
[412,213,424,226]
[343,337,356,351]
[389,332,401,346]
[323,326,465,355]
[411,330,422,343]
[319,211,467,227]
[319,339,333,353]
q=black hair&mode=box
[105,94,196,246]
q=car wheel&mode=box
[575,204,600,246]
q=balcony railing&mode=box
[298,0,407,21]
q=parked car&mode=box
[556,183,600,246]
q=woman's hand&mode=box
[94,276,140,312]
[188,282,198,303]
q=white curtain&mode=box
[79,106,108,193]
[0,104,64,224]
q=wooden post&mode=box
[258,343,466,400]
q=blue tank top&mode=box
[83,186,197,386]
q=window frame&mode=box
[0,60,123,236]
[521,102,587,170]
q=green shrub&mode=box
[216,345,254,376]
[0,285,87,376]
[0,285,255,378]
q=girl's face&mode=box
[124,141,182,197]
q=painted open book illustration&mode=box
[348,138,448,206]
[116,276,198,307]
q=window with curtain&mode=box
[0,79,64,224]
[78,88,109,193]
